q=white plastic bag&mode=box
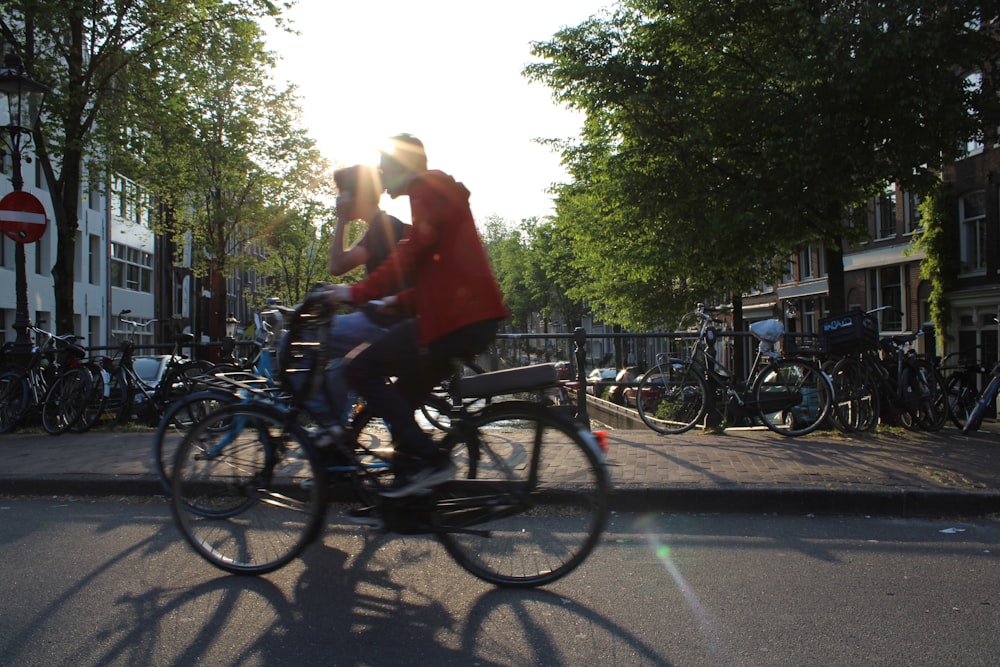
[749,318,784,343]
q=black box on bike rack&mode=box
[818,310,879,353]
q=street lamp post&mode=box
[0,51,50,356]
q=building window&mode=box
[959,190,986,274]
[88,316,101,348]
[35,158,47,190]
[89,234,101,285]
[782,254,795,284]
[875,188,896,239]
[902,191,922,234]
[110,242,152,293]
[34,237,48,276]
[174,274,186,317]
[74,231,83,282]
[798,247,813,280]
[869,266,902,332]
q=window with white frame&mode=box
[74,231,83,282]
[173,273,186,316]
[89,234,101,285]
[798,247,813,280]
[875,188,896,239]
[34,237,48,275]
[869,266,903,331]
[110,242,152,293]
[782,254,795,283]
[963,72,986,156]
[959,190,986,274]
[902,191,922,234]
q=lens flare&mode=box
[636,513,728,664]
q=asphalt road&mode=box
[0,497,997,666]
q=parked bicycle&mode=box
[940,344,995,431]
[826,308,946,432]
[635,304,833,436]
[87,310,214,427]
[169,288,610,587]
[960,360,1000,434]
[0,324,92,434]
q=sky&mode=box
[263,0,613,224]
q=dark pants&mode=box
[343,318,498,458]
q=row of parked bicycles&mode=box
[629,304,1000,437]
[0,309,273,437]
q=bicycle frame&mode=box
[962,361,1000,433]
[671,308,781,420]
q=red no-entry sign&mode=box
[0,191,48,244]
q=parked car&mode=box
[132,355,173,389]
[586,367,618,396]
[622,370,657,409]
[608,366,641,405]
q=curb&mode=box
[607,485,1000,518]
[4,475,999,519]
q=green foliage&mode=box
[1,0,286,334]
[912,181,959,348]
[525,0,992,326]
[482,215,586,331]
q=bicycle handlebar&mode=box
[28,324,84,345]
[119,310,159,329]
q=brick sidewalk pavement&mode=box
[1,423,998,516]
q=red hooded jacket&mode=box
[349,170,508,345]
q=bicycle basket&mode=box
[819,310,879,353]
[275,292,334,405]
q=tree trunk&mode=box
[50,148,83,336]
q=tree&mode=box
[526,0,994,325]
[110,11,335,339]
[1,0,283,336]
[261,210,335,307]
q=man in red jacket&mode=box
[326,134,508,497]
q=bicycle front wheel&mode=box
[945,372,979,430]
[154,389,239,494]
[41,366,93,434]
[635,359,708,434]
[436,401,609,588]
[754,358,833,436]
[170,402,327,575]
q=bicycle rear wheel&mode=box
[435,401,609,588]
[829,357,879,433]
[754,358,833,436]
[635,359,708,434]
[901,359,947,431]
[170,402,327,575]
[41,366,93,434]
